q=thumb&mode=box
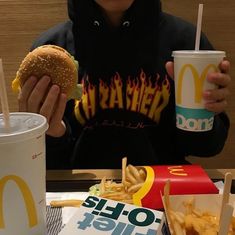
[165,61,174,80]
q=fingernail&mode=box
[42,76,51,83]
[29,76,37,83]
[51,85,60,93]
[207,75,214,82]
[204,91,211,97]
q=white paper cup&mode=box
[0,112,48,235]
[172,50,226,132]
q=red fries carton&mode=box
[133,165,218,209]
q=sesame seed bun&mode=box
[12,45,78,98]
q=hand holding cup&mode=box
[166,59,231,115]
[203,60,231,113]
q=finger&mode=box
[207,72,231,87]
[40,85,60,122]
[203,87,230,102]
[219,60,230,73]
[53,93,67,122]
[46,93,67,137]
[205,100,228,113]
[27,76,51,112]
[165,61,174,79]
[18,76,38,111]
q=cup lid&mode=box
[0,112,48,143]
[172,50,226,58]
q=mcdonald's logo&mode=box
[168,166,188,176]
[0,175,38,229]
[176,64,218,104]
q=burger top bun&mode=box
[12,45,80,99]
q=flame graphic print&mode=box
[74,70,170,126]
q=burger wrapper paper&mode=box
[132,165,218,209]
[161,194,235,235]
[58,195,165,235]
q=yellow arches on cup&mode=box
[0,175,38,228]
[176,64,218,104]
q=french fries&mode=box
[98,157,146,204]
[50,199,83,208]
[50,157,147,208]
[163,182,235,235]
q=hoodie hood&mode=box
[67,0,163,80]
[67,0,75,21]
[67,0,162,22]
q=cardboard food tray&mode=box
[161,194,235,235]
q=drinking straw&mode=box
[218,203,234,235]
[0,59,10,129]
[195,4,204,51]
[219,172,233,221]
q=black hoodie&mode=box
[31,0,229,169]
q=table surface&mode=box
[46,168,235,193]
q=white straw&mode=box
[219,172,233,221]
[195,4,204,51]
[0,59,10,129]
[218,203,234,235]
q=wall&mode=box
[0,0,234,168]
[0,0,68,112]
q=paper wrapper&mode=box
[132,165,218,209]
[58,195,166,235]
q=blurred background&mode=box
[0,0,234,168]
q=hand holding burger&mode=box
[12,45,80,137]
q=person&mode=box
[18,0,231,169]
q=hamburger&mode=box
[12,45,81,99]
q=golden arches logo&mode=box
[168,166,188,176]
[176,64,218,104]
[0,175,38,228]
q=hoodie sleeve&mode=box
[30,21,75,55]
[46,118,74,169]
[45,97,83,169]
[176,113,230,157]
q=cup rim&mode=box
[172,50,226,57]
[0,112,48,143]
